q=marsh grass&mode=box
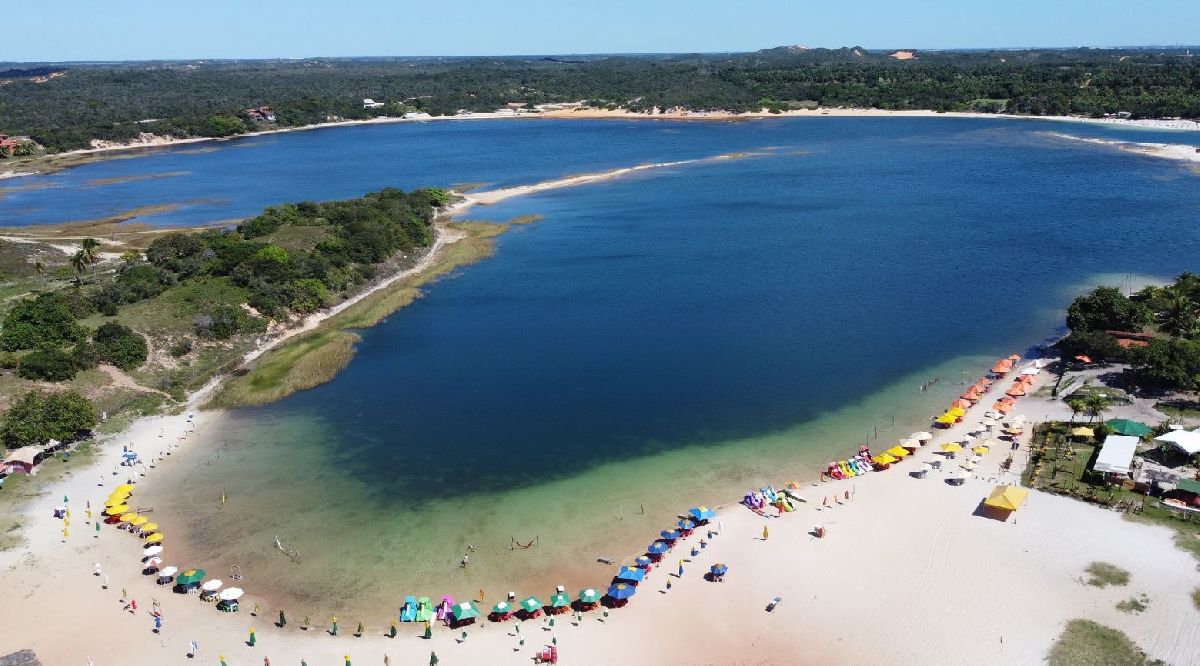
[1083,561,1131,588]
[1047,619,1154,666]
[1115,594,1150,614]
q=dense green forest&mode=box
[1,46,1197,153]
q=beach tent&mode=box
[1106,419,1152,438]
[983,486,1029,512]
[688,506,716,522]
[1093,435,1139,475]
[1154,429,1200,456]
[1070,427,1095,438]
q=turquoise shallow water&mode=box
[28,116,1197,617]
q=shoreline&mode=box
[4,349,1199,665]
[4,106,1198,180]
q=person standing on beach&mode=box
[188,639,198,657]
[763,525,769,540]
[278,609,287,628]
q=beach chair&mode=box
[535,646,559,664]
[400,596,417,622]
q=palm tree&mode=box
[69,250,87,285]
[80,238,101,274]
[1066,397,1086,424]
[1161,294,1200,339]
[1083,393,1111,424]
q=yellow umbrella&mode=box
[983,485,1028,511]
[145,533,164,543]
[972,446,989,455]
[114,484,135,494]
[131,516,148,527]
[141,522,159,532]
[947,407,967,417]
[873,453,898,465]
[940,442,964,453]
[885,446,910,458]
[1070,427,1094,438]
[120,513,139,523]
[106,505,130,515]
[935,414,958,424]
[104,498,127,507]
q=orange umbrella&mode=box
[994,402,1013,413]
[962,392,981,402]
[1006,385,1026,397]
[1017,374,1036,385]
[1007,354,1021,361]
[952,399,972,410]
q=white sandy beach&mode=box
[2,358,1198,665]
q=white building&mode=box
[363,98,385,109]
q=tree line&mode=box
[1,47,1197,153]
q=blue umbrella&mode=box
[659,530,681,541]
[688,506,716,522]
[633,556,652,568]
[710,563,728,576]
[647,542,670,555]
[677,518,696,530]
[606,583,636,601]
[615,566,645,583]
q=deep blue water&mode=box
[7,117,1200,498]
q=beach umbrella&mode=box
[175,568,205,585]
[885,445,910,458]
[104,496,128,506]
[1008,354,1021,361]
[972,447,989,455]
[912,431,933,441]
[633,555,652,568]
[130,516,148,527]
[921,462,934,472]
[606,583,636,601]
[984,485,1028,511]
[646,541,670,555]
[872,453,897,465]
[710,563,728,576]
[518,596,543,614]
[940,442,963,453]
[659,530,681,541]
[142,545,164,557]
[578,588,602,604]
[947,407,966,417]
[141,523,158,532]
[615,566,645,583]
[549,592,571,608]
[688,506,716,522]
[451,601,480,621]
[677,518,696,530]
[1107,419,1152,437]
[114,484,134,494]
[951,399,971,410]
[935,413,957,425]
[900,438,922,449]
[219,587,244,601]
[119,512,138,523]
[201,579,224,592]
[491,601,512,614]
[106,505,130,516]
[145,533,164,543]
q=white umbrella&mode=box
[901,438,921,448]
[143,545,163,557]
[201,579,224,592]
[219,587,244,601]
[157,566,177,579]
[912,431,933,441]
[921,462,934,471]
[1020,367,1040,376]
[146,556,163,567]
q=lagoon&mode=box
[16,116,1199,616]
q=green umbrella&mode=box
[175,568,206,585]
[578,588,601,604]
[1106,418,1152,437]
[549,592,571,608]
[519,596,543,613]
[491,601,513,614]
[451,601,480,621]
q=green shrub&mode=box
[17,348,78,381]
[0,390,96,448]
[169,338,193,358]
[93,322,148,370]
[0,293,88,351]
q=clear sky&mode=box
[7,0,1200,62]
